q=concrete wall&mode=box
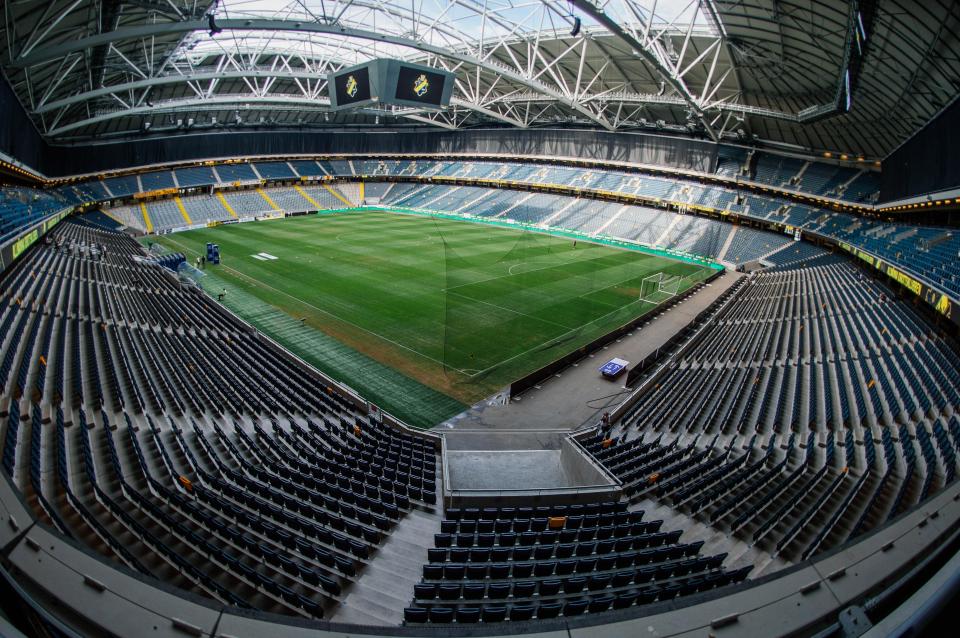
[4,475,960,637]
[441,431,621,508]
[559,437,618,488]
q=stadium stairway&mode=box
[629,498,789,578]
[578,250,960,566]
[72,210,125,231]
[5,191,958,627]
[0,220,445,623]
[90,164,959,305]
[716,224,739,263]
[332,509,441,624]
[758,241,794,264]
[76,160,957,299]
[404,501,751,624]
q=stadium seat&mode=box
[481,606,507,623]
[404,607,428,624]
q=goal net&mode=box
[639,272,683,303]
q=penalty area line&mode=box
[157,234,473,377]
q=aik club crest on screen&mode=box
[345,74,358,98]
[413,73,429,97]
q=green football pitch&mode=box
[152,209,711,427]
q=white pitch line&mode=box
[445,289,573,331]
[158,234,472,376]
[466,294,653,380]
[444,248,601,292]
[464,267,684,380]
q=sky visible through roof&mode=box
[172,0,714,65]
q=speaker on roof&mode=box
[570,17,581,37]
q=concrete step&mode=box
[372,542,429,574]
[329,588,401,625]
[632,490,791,579]
[351,567,420,610]
[328,505,441,625]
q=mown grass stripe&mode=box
[153,209,711,412]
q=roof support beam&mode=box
[35,69,326,113]
[450,97,525,128]
[44,90,527,137]
[12,17,614,131]
[17,0,84,59]
[568,0,717,141]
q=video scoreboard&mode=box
[327,59,454,111]
[392,64,448,107]
[331,63,374,109]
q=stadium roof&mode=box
[0,0,957,159]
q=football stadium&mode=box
[0,1,958,637]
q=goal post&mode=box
[660,274,682,296]
[639,272,665,302]
[639,272,683,303]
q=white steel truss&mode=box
[2,0,957,158]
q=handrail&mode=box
[2,466,959,637]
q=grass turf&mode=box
[153,209,709,425]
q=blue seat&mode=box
[533,544,554,560]
[512,562,534,578]
[490,547,510,562]
[512,546,532,561]
[588,573,612,591]
[443,564,465,579]
[613,591,638,609]
[563,576,586,593]
[597,555,617,571]
[555,543,576,558]
[531,577,558,596]
[589,595,614,613]
[438,584,461,600]
[297,565,320,586]
[489,564,510,579]
[680,578,702,596]
[564,599,589,616]
[466,564,487,579]
[616,551,638,568]
[455,607,480,623]
[576,557,598,573]
[612,570,634,587]
[470,548,491,562]
[463,583,486,599]
[534,561,556,577]
[413,583,435,599]
[488,583,510,599]
[428,607,454,623]
[537,602,562,619]
[510,605,535,621]
[512,581,536,598]
[481,606,507,623]
[404,607,428,623]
